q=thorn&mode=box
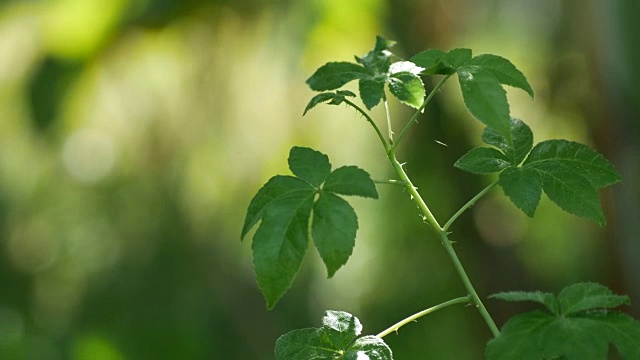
[434,140,448,147]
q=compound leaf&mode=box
[276,311,394,360]
[312,193,358,277]
[252,191,315,309]
[468,54,534,97]
[289,146,331,187]
[388,72,426,109]
[487,283,640,360]
[498,167,542,217]
[307,62,371,91]
[243,147,378,308]
[322,310,363,350]
[454,147,511,174]
[482,118,534,165]
[359,76,386,110]
[323,166,378,199]
[524,140,621,189]
[457,67,511,140]
[558,282,631,316]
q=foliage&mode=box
[275,311,392,360]
[487,283,640,359]
[241,36,637,358]
[241,147,377,309]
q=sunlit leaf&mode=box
[388,72,426,109]
[276,311,393,360]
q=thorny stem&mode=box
[343,99,389,152]
[374,179,406,186]
[393,74,452,149]
[444,180,498,231]
[388,149,501,338]
[376,296,471,338]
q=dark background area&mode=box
[0,0,638,358]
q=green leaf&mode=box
[356,35,395,75]
[345,336,393,360]
[498,167,542,217]
[524,140,621,189]
[482,118,534,165]
[388,72,426,109]
[410,48,472,75]
[410,49,452,75]
[529,161,606,226]
[454,147,511,174]
[489,291,559,315]
[558,282,631,316]
[275,328,337,360]
[322,310,363,350]
[359,77,386,110]
[468,54,534,97]
[242,148,379,308]
[252,190,315,309]
[241,175,315,239]
[303,93,338,116]
[486,311,640,360]
[488,283,640,360]
[323,166,378,198]
[445,48,472,68]
[275,311,394,360]
[307,62,371,91]
[388,61,424,76]
[312,193,358,277]
[457,67,511,139]
[289,147,331,187]
[336,90,356,97]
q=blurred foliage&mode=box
[0,0,637,359]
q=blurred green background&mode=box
[0,0,638,359]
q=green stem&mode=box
[343,99,389,152]
[388,151,500,338]
[394,74,452,150]
[376,296,471,338]
[382,92,394,145]
[374,179,406,186]
[443,180,498,232]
